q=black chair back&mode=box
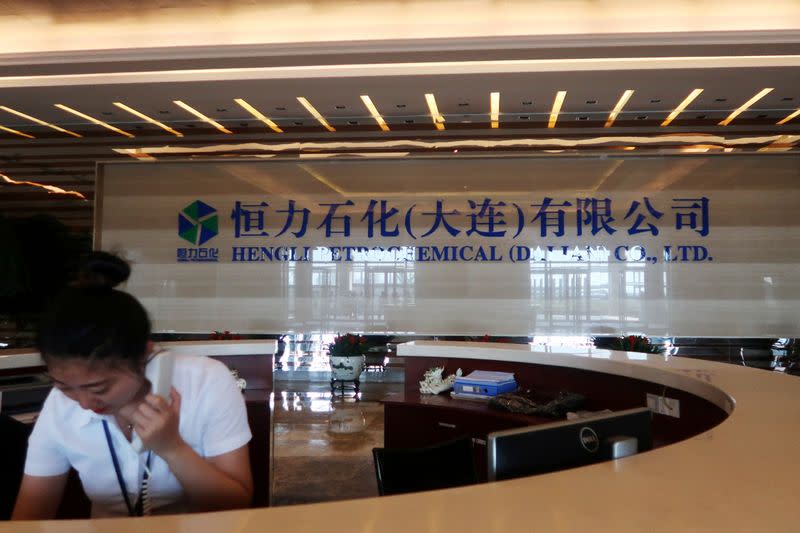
[372,436,478,496]
[0,414,31,520]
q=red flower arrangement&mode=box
[476,334,512,343]
[609,335,664,354]
[327,333,369,357]
[210,330,241,340]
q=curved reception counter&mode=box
[3,340,800,532]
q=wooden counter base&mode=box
[385,353,728,480]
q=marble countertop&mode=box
[4,340,799,532]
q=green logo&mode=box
[178,200,218,245]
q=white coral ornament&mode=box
[419,366,462,394]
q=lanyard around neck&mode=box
[102,420,152,517]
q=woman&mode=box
[12,253,253,519]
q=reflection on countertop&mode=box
[271,382,401,506]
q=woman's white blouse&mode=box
[24,353,252,517]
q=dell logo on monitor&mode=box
[579,427,600,453]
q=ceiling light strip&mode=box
[124,151,158,161]
[112,134,793,158]
[718,88,773,126]
[3,56,800,89]
[173,100,232,134]
[776,108,800,125]
[604,89,634,128]
[0,124,34,139]
[548,91,567,128]
[424,93,445,131]
[233,98,283,133]
[661,89,704,126]
[359,95,390,132]
[113,102,183,137]
[0,106,81,137]
[757,134,800,152]
[54,104,134,138]
[490,92,500,129]
[1,172,86,199]
[296,97,335,132]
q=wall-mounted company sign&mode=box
[97,155,800,337]
[174,195,710,266]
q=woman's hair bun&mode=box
[75,251,131,289]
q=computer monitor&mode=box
[487,407,652,481]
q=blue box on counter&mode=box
[453,370,517,397]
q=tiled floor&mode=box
[271,380,402,506]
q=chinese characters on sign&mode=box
[230,196,710,239]
[177,247,219,262]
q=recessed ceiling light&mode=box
[172,100,232,134]
[604,89,634,128]
[296,97,336,132]
[54,104,134,137]
[113,102,184,137]
[548,91,567,128]
[0,106,82,137]
[490,92,500,129]
[777,108,800,125]
[661,88,703,126]
[234,98,283,133]
[360,95,390,132]
[0,124,34,139]
[424,93,445,131]
[718,88,773,126]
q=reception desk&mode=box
[3,340,800,532]
[384,343,730,479]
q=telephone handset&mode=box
[131,351,175,453]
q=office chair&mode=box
[372,436,479,496]
[0,414,31,520]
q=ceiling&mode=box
[1,4,799,234]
